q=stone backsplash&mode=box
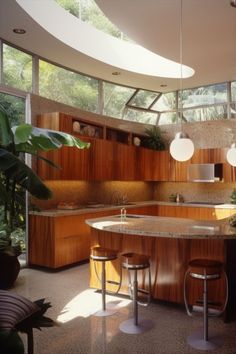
[154,182,236,204]
[32,180,154,210]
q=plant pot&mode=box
[0,253,20,289]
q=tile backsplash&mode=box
[154,182,236,204]
[32,180,153,209]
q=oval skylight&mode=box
[16,0,194,79]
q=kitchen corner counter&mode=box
[29,200,236,217]
[86,214,236,239]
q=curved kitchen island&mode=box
[86,214,236,321]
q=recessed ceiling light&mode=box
[112,71,121,76]
[230,0,236,7]
[13,28,26,34]
[160,84,167,88]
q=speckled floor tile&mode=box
[11,263,236,354]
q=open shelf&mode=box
[106,127,131,144]
[72,119,104,139]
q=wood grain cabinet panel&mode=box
[28,206,157,269]
[156,205,233,220]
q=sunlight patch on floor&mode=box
[57,288,131,323]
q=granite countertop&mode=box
[29,200,236,217]
[85,214,236,240]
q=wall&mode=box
[154,182,235,204]
[32,180,154,210]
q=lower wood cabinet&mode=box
[28,206,156,269]
[156,205,234,220]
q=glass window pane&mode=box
[130,89,159,109]
[39,60,98,112]
[3,44,32,92]
[123,108,157,125]
[231,81,236,102]
[182,105,228,122]
[0,92,25,125]
[181,83,227,108]
[230,103,236,118]
[158,112,177,125]
[103,82,135,118]
[152,92,176,111]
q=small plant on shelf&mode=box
[142,126,166,151]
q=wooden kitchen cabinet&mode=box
[28,205,157,269]
[156,204,234,220]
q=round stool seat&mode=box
[122,253,150,270]
[188,259,223,280]
[90,246,118,261]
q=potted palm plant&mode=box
[0,106,90,288]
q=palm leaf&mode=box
[12,124,90,152]
[0,106,14,146]
[0,149,52,200]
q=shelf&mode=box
[72,119,104,139]
[106,127,131,144]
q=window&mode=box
[103,82,135,119]
[124,108,158,125]
[39,60,98,112]
[181,83,227,109]
[3,44,32,92]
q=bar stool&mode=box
[119,252,153,334]
[90,246,120,317]
[184,258,228,350]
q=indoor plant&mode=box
[0,106,90,288]
[142,126,166,150]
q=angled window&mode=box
[103,82,135,119]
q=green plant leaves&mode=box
[0,149,52,200]
[12,125,90,152]
[0,107,14,147]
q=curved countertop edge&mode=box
[29,200,236,217]
[85,214,236,240]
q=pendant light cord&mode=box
[179,0,183,131]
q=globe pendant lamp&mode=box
[170,132,194,162]
[169,0,194,162]
[227,143,236,166]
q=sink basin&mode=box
[110,202,137,207]
[114,214,142,219]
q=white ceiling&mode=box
[0,0,236,93]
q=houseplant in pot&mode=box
[0,106,90,288]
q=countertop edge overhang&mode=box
[29,201,236,217]
[85,215,236,240]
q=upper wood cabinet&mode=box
[36,112,236,182]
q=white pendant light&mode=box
[227,143,236,166]
[170,132,194,162]
[169,0,194,162]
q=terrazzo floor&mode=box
[12,262,236,354]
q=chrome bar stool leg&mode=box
[133,269,138,326]
[90,246,120,317]
[119,253,154,334]
[184,259,228,351]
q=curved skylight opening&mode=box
[55,0,132,42]
[16,0,194,78]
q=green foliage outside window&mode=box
[3,44,32,92]
[39,60,98,113]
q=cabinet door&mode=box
[90,139,114,180]
[137,147,154,181]
[153,151,170,181]
[113,143,136,180]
